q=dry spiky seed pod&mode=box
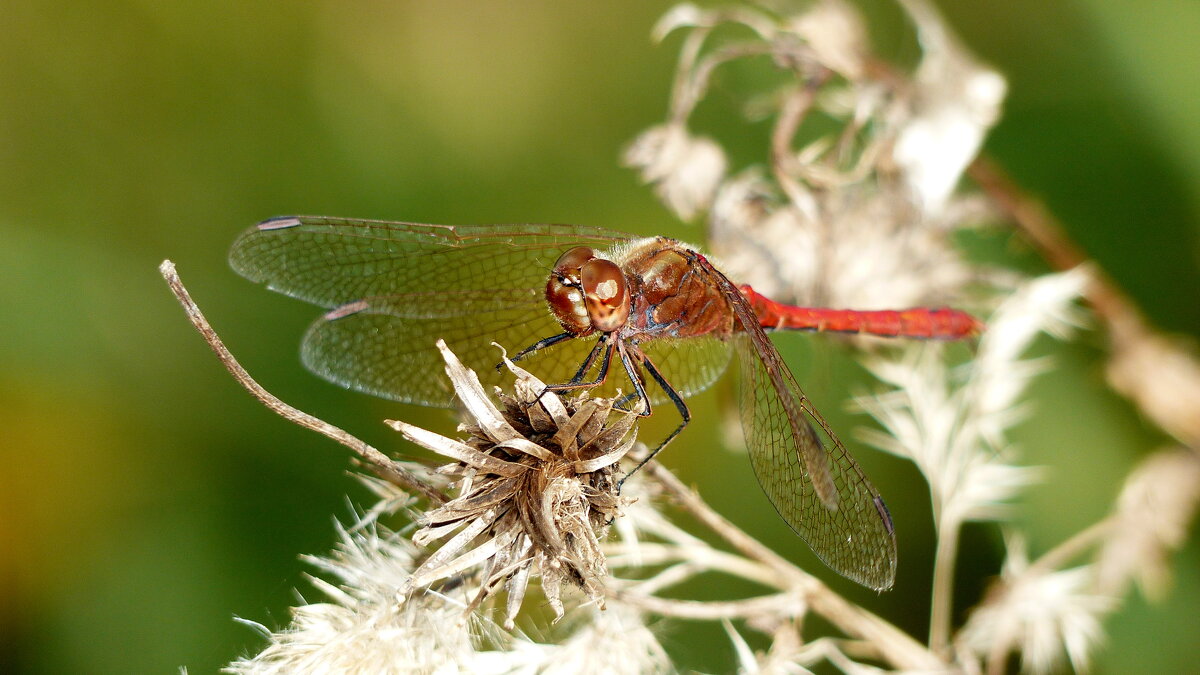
[388,340,639,629]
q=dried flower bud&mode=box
[1096,448,1200,598]
[388,340,639,629]
[787,0,868,79]
[893,0,1006,215]
[623,123,726,221]
[1106,316,1200,447]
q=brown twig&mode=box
[967,156,1127,321]
[969,157,1200,448]
[158,260,447,505]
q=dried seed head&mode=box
[960,535,1115,674]
[623,123,727,221]
[1096,448,1200,598]
[387,340,639,629]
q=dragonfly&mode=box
[230,216,981,590]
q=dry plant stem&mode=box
[158,260,446,505]
[769,77,831,302]
[928,519,960,655]
[607,543,779,589]
[770,78,828,185]
[644,461,945,671]
[668,26,712,124]
[646,461,798,575]
[1027,518,1115,575]
[969,157,1200,449]
[770,84,819,203]
[613,589,805,621]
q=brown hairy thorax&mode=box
[545,238,736,342]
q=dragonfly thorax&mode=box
[546,246,631,336]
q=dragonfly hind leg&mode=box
[616,346,691,491]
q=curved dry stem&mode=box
[770,84,822,206]
[668,26,712,124]
[159,260,446,505]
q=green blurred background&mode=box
[1,1,1197,672]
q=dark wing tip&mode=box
[868,496,898,591]
[257,216,304,231]
[873,495,895,537]
[230,217,315,282]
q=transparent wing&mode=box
[298,291,548,405]
[640,335,734,400]
[230,216,641,404]
[229,216,635,308]
[302,292,735,407]
[693,254,898,590]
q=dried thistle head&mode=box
[387,340,639,629]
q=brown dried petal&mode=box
[436,339,522,444]
[387,420,525,477]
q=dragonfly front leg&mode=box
[613,340,652,418]
[568,334,609,385]
[542,334,614,395]
[502,331,574,369]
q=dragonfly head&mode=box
[546,246,631,335]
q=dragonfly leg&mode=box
[543,335,614,394]
[503,331,574,369]
[613,392,640,409]
[616,348,690,491]
[568,334,609,385]
[612,341,652,418]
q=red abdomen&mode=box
[739,285,982,340]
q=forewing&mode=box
[229,216,634,308]
[693,255,897,590]
[229,216,637,405]
[300,295,729,407]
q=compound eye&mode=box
[581,259,630,332]
[546,246,598,335]
[552,246,596,285]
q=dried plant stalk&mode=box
[159,259,445,504]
